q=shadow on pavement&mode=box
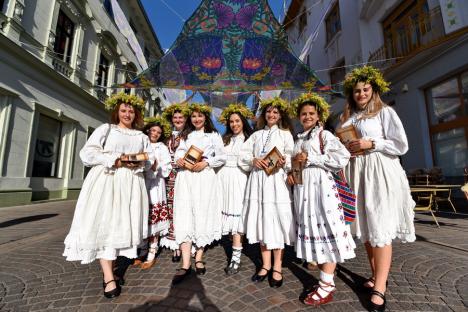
[336,264,370,310]
[0,214,59,228]
[129,273,220,312]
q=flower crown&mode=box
[343,65,390,96]
[104,92,145,112]
[259,96,289,113]
[162,103,190,122]
[218,103,255,124]
[144,115,172,138]
[290,93,330,122]
[188,102,212,115]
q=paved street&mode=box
[0,200,467,312]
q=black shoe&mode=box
[368,290,386,312]
[251,267,270,282]
[171,267,192,285]
[103,280,121,299]
[224,260,241,275]
[172,255,181,262]
[269,269,283,288]
[361,277,388,293]
[195,261,206,275]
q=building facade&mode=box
[0,0,164,207]
[284,0,468,183]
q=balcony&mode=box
[51,56,73,78]
[368,6,450,71]
[96,89,109,102]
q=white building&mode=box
[0,0,164,207]
[284,0,468,183]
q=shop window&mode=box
[325,3,341,43]
[426,70,468,180]
[54,10,75,64]
[83,127,95,178]
[32,114,62,177]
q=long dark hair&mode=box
[180,110,218,140]
[143,122,167,143]
[222,112,254,145]
[256,104,292,132]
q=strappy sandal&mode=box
[303,280,336,306]
[368,290,386,312]
[269,269,283,288]
[251,267,270,282]
[103,279,121,299]
[195,261,206,275]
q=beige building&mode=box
[0,0,164,207]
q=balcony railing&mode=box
[96,89,109,102]
[368,6,448,70]
[51,56,73,78]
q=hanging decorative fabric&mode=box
[118,0,328,94]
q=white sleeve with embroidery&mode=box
[306,131,351,172]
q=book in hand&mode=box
[120,152,149,164]
[291,155,305,184]
[335,125,364,155]
[183,145,203,170]
[262,147,283,176]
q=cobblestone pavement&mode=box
[0,201,468,312]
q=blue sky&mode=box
[141,0,289,51]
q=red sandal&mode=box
[303,280,336,306]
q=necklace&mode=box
[261,128,275,154]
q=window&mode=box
[329,59,346,91]
[83,127,95,178]
[325,3,341,43]
[32,115,62,177]
[425,70,468,179]
[382,0,444,59]
[0,0,5,12]
[54,10,75,64]
[97,53,109,87]
[298,7,307,35]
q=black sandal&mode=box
[269,269,283,288]
[368,290,386,312]
[195,261,206,275]
[103,279,121,299]
[172,267,192,285]
[251,267,270,282]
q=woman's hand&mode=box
[347,139,373,154]
[176,158,186,168]
[191,161,208,172]
[253,158,268,170]
[276,156,286,168]
[286,173,295,186]
[114,158,123,168]
[294,152,308,163]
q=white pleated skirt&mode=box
[173,168,222,247]
[240,168,295,249]
[217,166,248,235]
[294,167,356,264]
[63,165,148,264]
[344,152,416,247]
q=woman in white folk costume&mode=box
[172,103,226,285]
[140,116,172,269]
[239,97,295,288]
[159,104,189,262]
[286,93,356,306]
[217,104,254,275]
[63,93,154,298]
[339,66,416,312]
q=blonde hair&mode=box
[341,86,386,123]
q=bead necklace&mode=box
[261,128,276,154]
